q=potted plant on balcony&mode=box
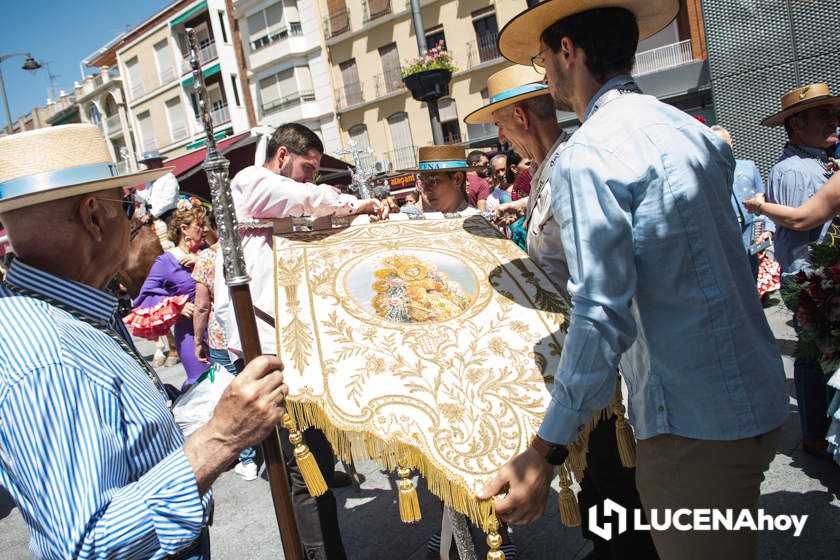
[401,41,456,102]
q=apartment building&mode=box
[86,0,251,160]
[234,0,341,152]
[322,0,712,172]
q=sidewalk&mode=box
[0,299,837,559]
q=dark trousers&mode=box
[578,416,659,560]
[793,356,832,440]
[279,426,347,560]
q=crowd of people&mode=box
[0,0,839,559]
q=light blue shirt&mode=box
[731,159,774,251]
[765,143,834,275]
[0,260,211,559]
[539,75,788,445]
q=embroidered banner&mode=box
[274,216,569,525]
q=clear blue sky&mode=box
[0,0,171,123]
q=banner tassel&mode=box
[557,464,581,527]
[613,378,637,468]
[282,414,328,496]
[396,466,422,523]
[485,513,506,560]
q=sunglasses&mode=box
[94,192,137,220]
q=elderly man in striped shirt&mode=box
[0,124,288,559]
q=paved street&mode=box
[1,297,838,559]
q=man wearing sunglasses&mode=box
[0,124,289,559]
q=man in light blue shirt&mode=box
[487,2,788,558]
[762,83,839,459]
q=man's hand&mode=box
[744,192,765,214]
[184,355,287,494]
[357,198,389,221]
[195,340,210,364]
[178,254,197,268]
[477,447,554,525]
[494,200,527,227]
[180,302,196,318]
[758,230,773,242]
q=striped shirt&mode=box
[0,260,211,559]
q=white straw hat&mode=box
[0,124,172,214]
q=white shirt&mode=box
[214,165,359,356]
[135,173,180,218]
[526,133,570,288]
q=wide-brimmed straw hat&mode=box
[0,124,173,214]
[498,0,680,66]
[408,144,478,174]
[761,83,840,127]
[464,65,557,125]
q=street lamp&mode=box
[0,52,42,134]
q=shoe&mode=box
[164,354,180,367]
[802,436,834,461]
[329,470,354,488]
[151,352,166,368]
[234,461,258,481]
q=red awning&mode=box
[166,131,252,178]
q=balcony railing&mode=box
[336,80,369,109]
[363,0,392,23]
[159,66,177,84]
[195,104,230,130]
[375,69,404,96]
[142,137,157,152]
[181,41,217,73]
[105,113,122,134]
[250,22,303,51]
[262,90,316,114]
[324,8,351,38]
[465,32,501,67]
[633,39,694,76]
[130,81,145,99]
[387,145,416,170]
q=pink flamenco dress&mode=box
[125,249,207,387]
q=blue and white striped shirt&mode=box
[0,260,211,559]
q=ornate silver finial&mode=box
[335,140,375,199]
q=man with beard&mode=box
[761,84,840,460]
[466,63,657,559]
[214,123,384,559]
[482,2,788,558]
[466,150,491,210]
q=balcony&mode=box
[363,0,392,23]
[250,22,303,52]
[323,8,350,39]
[465,33,501,67]
[195,104,230,130]
[375,69,404,96]
[104,113,122,135]
[181,41,218,74]
[159,66,177,84]
[262,90,316,114]
[387,145,417,171]
[130,81,145,100]
[335,80,369,110]
[171,123,189,142]
[633,39,694,76]
[141,137,157,152]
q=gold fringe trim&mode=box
[282,413,328,496]
[396,466,422,523]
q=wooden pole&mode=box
[187,28,304,560]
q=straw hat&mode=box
[408,144,477,173]
[137,149,167,163]
[498,0,680,66]
[0,124,172,214]
[761,83,840,127]
[464,65,557,125]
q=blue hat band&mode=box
[418,160,469,170]
[0,162,119,202]
[489,82,548,105]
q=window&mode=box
[154,40,176,84]
[136,110,156,151]
[259,66,313,113]
[340,59,363,106]
[231,74,241,106]
[466,88,497,142]
[367,0,391,22]
[217,10,229,43]
[248,1,300,51]
[165,97,188,142]
[349,125,375,169]
[326,0,350,37]
[378,43,401,93]
[438,98,461,144]
[425,25,446,52]
[388,113,415,169]
[125,56,144,99]
[526,0,541,6]
[472,9,500,63]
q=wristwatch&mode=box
[531,435,569,466]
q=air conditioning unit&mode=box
[373,160,391,174]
